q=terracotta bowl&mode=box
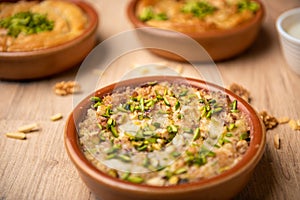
[127,0,264,62]
[0,0,98,80]
[64,76,266,200]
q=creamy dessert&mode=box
[79,81,251,186]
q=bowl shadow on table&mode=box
[0,63,80,83]
[215,27,273,63]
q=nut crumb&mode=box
[175,65,183,74]
[274,134,280,149]
[236,140,248,154]
[259,111,278,130]
[277,117,290,124]
[53,81,80,96]
[228,83,251,103]
[50,113,63,121]
[288,119,300,130]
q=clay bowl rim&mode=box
[0,0,99,59]
[127,0,265,39]
[64,76,266,194]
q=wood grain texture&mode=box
[1,0,300,199]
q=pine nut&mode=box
[274,134,280,149]
[50,113,63,121]
[17,123,39,133]
[6,132,26,140]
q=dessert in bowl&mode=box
[64,76,266,200]
[127,0,264,62]
[0,0,98,80]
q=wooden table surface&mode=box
[1,0,300,199]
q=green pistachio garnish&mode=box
[182,1,216,18]
[139,6,168,22]
[126,175,144,184]
[167,125,178,134]
[174,167,187,175]
[175,100,180,110]
[118,154,132,162]
[0,11,54,37]
[238,0,260,12]
[240,132,249,140]
[193,127,200,141]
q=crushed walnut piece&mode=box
[288,119,300,130]
[273,134,280,149]
[259,111,278,130]
[53,81,80,96]
[228,83,251,103]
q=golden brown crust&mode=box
[136,0,258,33]
[0,0,87,52]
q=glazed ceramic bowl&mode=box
[0,0,98,80]
[64,76,266,200]
[276,7,300,75]
[127,0,264,62]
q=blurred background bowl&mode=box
[276,7,300,75]
[0,0,98,80]
[127,0,265,62]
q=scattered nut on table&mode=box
[274,134,280,149]
[50,113,63,121]
[277,117,290,124]
[259,111,278,130]
[228,83,251,103]
[6,132,26,140]
[53,81,80,96]
[17,123,39,133]
[288,119,300,130]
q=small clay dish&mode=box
[64,76,266,200]
[276,7,300,75]
[127,0,264,62]
[0,0,98,80]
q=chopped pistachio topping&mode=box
[139,6,168,22]
[0,11,54,37]
[182,1,216,18]
[80,81,250,186]
[238,0,260,12]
